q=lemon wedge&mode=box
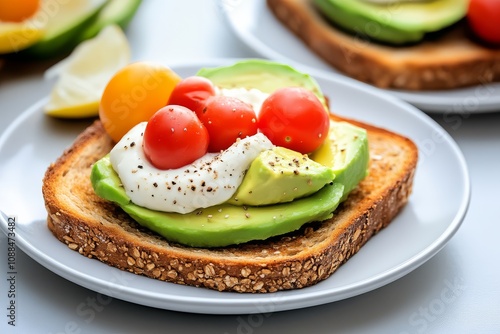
[44,24,130,118]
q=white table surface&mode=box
[1,1,499,333]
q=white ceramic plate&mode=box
[0,59,470,315]
[220,0,500,113]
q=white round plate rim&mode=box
[0,58,470,315]
[220,0,500,113]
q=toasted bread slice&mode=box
[267,0,500,90]
[42,117,417,293]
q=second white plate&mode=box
[220,0,500,113]
[0,59,470,314]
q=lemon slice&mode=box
[44,24,130,118]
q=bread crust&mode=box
[267,0,500,90]
[42,117,417,293]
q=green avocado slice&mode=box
[313,0,468,44]
[310,121,369,201]
[91,155,344,248]
[197,59,328,109]
[229,146,335,206]
[21,0,108,58]
[75,0,143,43]
[21,0,142,58]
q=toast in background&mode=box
[267,0,500,90]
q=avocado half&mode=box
[91,60,369,248]
[313,0,468,44]
[92,155,344,248]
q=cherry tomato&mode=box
[468,0,500,44]
[167,76,216,116]
[0,0,39,22]
[99,62,182,142]
[199,95,258,152]
[258,87,329,154]
[143,105,209,170]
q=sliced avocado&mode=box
[91,156,344,248]
[75,0,142,43]
[229,147,335,206]
[310,121,369,200]
[21,0,108,58]
[90,154,130,206]
[197,59,328,109]
[313,0,468,44]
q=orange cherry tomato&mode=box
[99,62,182,142]
[0,0,40,22]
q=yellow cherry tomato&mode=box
[0,0,40,22]
[99,61,182,142]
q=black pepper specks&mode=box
[112,123,273,214]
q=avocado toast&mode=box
[42,115,417,293]
[42,59,418,292]
[267,0,500,90]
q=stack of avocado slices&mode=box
[91,60,370,248]
[313,0,468,44]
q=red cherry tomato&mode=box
[200,95,258,152]
[143,105,209,170]
[167,76,216,115]
[258,87,329,154]
[468,0,500,44]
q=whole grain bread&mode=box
[42,116,417,293]
[267,0,500,90]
